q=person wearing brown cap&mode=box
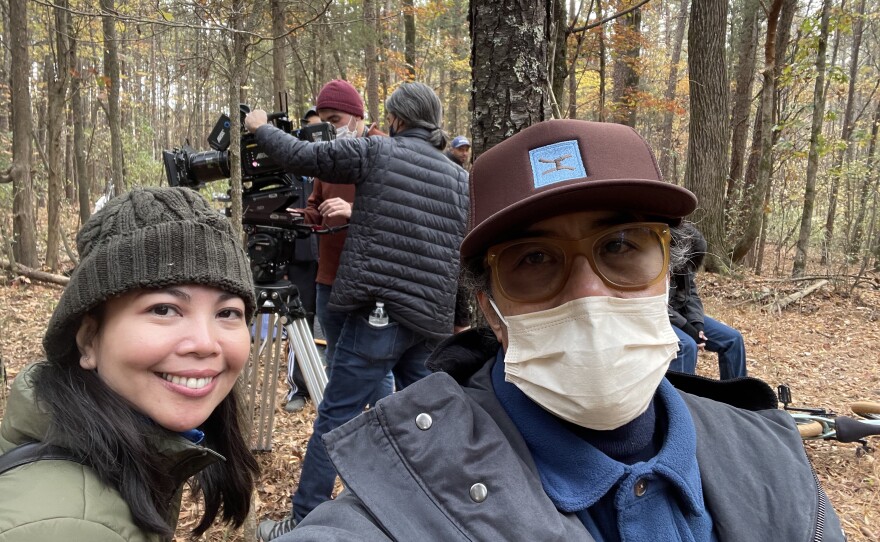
[246,82,468,540]
[266,120,844,542]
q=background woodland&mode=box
[2,1,880,541]
[0,0,878,280]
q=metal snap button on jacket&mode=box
[469,483,488,503]
[634,478,648,497]
[415,413,433,430]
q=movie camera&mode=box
[162,100,335,437]
[162,101,338,284]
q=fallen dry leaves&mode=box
[1,269,879,541]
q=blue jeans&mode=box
[670,316,747,380]
[315,284,393,403]
[291,306,434,520]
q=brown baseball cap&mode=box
[460,119,697,259]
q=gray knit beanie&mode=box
[43,186,256,364]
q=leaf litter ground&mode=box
[1,271,879,541]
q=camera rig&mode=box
[162,99,339,285]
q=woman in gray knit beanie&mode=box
[0,187,259,540]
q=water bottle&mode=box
[368,301,390,328]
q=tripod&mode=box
[243,280,328,451]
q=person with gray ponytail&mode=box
[245,82,469,539]
[383,81,448,150]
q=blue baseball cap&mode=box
[451,136,471,148]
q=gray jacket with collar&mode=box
[254,125,469,340]
[280,329,845,542]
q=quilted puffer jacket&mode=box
[255,126,469,340]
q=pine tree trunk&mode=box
[726,0,760,210]
[100,0,126,193]
[658,0,689,184]
[403,0,416,80]
[685,0,729,271]
[823,0,865,264]
[470,0,550,159]
[46,0,70,271]
[364,0,381,123]
[793,0,831,277]
[9,0,37,267]
[272,0,286,100]
[731,0,784,264]
[609,2,640,126]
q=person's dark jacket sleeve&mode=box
[668,270,705,342]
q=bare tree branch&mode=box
[570,0,651,33]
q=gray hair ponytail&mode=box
[385,82,448,150]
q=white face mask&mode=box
[490,294,679,431]
[334,116,359,139]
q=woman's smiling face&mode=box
[76,284,251,432]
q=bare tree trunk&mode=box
[549,0,568,118]
[272,0,286,100]
[658,0,689,184]
[726,0,760,209]
[793,0,831,277]
[609,2,641,126]
[403,0,416,80]
[0,3,9,133]
[685,0,729,272]
[100,0,126,193]
[848,99,880,260]
[470,0,550,159]
[9,0,37,267]
[227,0,246,240]
[364,0,380,123]
[596,0,607,122]
[45,0,71,271]
[731,0,784,264]
[823,0,865,264]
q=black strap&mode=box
[0,442,82,475]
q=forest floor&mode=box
[2,266,879,541]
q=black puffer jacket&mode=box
[255,126,469,340]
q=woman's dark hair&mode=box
[33,333,259,537]
[384,82,448,150]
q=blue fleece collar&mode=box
[491,350,705,514]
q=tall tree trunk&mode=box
[609,2,641,126]
[731,0,784,263]
[364,0,380,123]
[549,0,568,118]
[100,0,126,193]
[228,0,247,240]
[658,0,689,184]
[596,0,607,122]
[9,0,37,267]
[272,0,286,101]
[823,0,865,264]
[0,4,9,133]
[470,0,550,159]
[685,0,729,272]
[403,0,416,80]
[45,0,70,271]
[793,0,831,277]
[848,99,880,260]
[726,0,760,210]
[566,0,580,119]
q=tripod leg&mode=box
[286,319,328,405]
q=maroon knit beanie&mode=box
[316,80,364,118]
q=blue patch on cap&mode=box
[529,140,586,188]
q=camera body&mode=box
[162,103,335,284]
